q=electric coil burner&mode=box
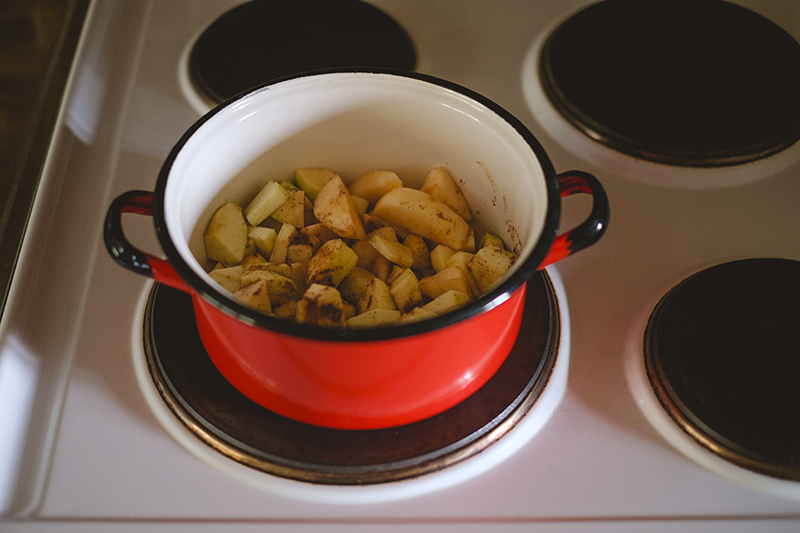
[540,0,800,167]
[142,271,560,485]
[188,0,417,106]
[644,258,800,480]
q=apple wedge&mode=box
[346,308,401,329]
[243,181,289,226]
[296,284,348,328]
[305,238,358,287]
[204,202,248,266]
[420,167,472,221]
[389,268,423,314]
[347,170,403,207]
[232,280,272,313]
[247,226,277,257]
[294,168,337,201]
[468,245,518,293]
[271,187,305,228]
[373,187,470,249]
[209,264,243,292]
[313,175,366,239]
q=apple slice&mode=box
[347,170,403,207]
[305,238,358,287]
[232,280,272,313]
[243,181,289,226]
[297,284,348,328]
[420,167,472,221]
[247,226,277,257]
[204,202,248,266]
[294,168,337,201]
[313,175,366,239]
[373,187,470,249]
[271,188,305,228]
[389,268,423,314]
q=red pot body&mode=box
[193,284,526,429]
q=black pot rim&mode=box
[153,67,561,342]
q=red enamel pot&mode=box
[104,69,608,429]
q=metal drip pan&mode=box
[142,270,560,485]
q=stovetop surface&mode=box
[2,0,800,530]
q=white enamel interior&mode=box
[161,72,549,287]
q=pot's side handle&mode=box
[539,170,609,269]
[104,190,191,292]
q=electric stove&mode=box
[2,0,800,530]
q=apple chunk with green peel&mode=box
[243,180,289,226]
[295,168,337,202]
[373,187,470,250]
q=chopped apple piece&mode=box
[369,233,414,268]
[305,238,358,287]
[419,266,474,301]
[368,225,397,242]
[243,181,289,226]
[420,167,472,221]
[430,244,457,273]
[298,222,337,248]
[313,175,366,239]
[204,203,248,266]
[347,308,401,329]
[351,195,369,216]
[272,299,298,319]
[295,168,337,201]
[373,187,470,249]
[462,228,476,253]
[364,212,409,239]
[248,226,277,257]
[390,269,423,314]
[446,251,480,297]
[287,262,308,299]
[402,233,431,272]
[271,188,305,228]
[241,253,268,270]
[397,306,438,325]
[351,239,381,270]
[468,245,517,293]
[209,264,242,292]
[296,284,348,328]
[269,223,297,263]
[358,278,397,314]
[386,265,405,286]
[338,267,376,304]
[232,280,272,313]
[347,170,403,207]
[422,290,470,315]
[371,255,392,282]
[481,232,506,250]
[286,241,313,263]
[239,266,297,306]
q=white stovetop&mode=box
[2,0,800,530]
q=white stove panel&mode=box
[2,0,800,530]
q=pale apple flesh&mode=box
[200,166,519,329]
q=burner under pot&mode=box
[143,271,561,485]
[644,258,800,480]
[189,0,417,106]
[540,0,800,167]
